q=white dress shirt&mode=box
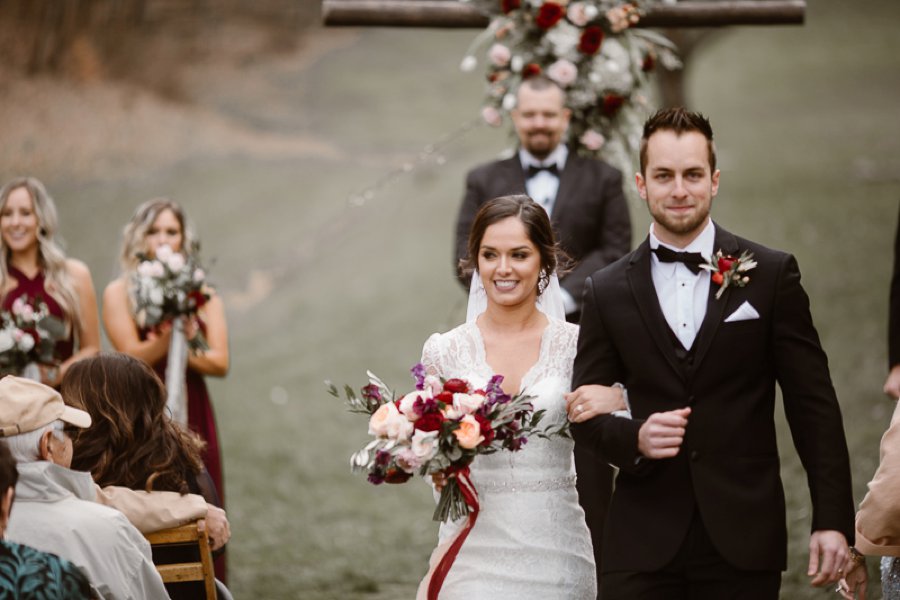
[520,145,568,216]
[649,219,715,350]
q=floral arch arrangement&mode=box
[461,0,680,175]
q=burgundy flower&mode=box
[474,414,495,446]
[368,470,385,485]
[415,412,445,432]
[500,0,520,14]
[717,256,736,272]
[578,26,604,55]
[535,2,564,29]
[601,94,625,116]
[443,379,469,394]
[642,53,656,72]
[384,468,412,484]
[361,384,382,403]
[522,63,543,79]
[435,391,454,405]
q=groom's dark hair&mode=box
[459,195,569,295]
[639,107,716,175]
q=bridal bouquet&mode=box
[329,364,565,522]
[0,295,67,377]
[130,244,210,352]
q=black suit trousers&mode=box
[601,510,781,600]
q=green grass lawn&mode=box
[30,0,900,596]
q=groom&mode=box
[571,107,855,598]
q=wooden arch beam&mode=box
[322,0,806,28]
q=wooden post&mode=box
[322,0,805,28]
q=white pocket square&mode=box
[724,301,760,323]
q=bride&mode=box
[417,195,625,599]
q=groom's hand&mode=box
[808,530,849,587]
[637,407,690,459]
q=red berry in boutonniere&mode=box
[701,249,758,299]
[535,2,564,29]
[578,26,605,55]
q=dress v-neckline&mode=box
[471,319,552,395]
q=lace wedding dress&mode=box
[418,318,596,599]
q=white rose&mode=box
[453,393,485,415]
[0,330,14,353]
[411,430,439,461]
[16,333,34,353]
[488,43,511,67]
[384,413,414,442]
[502,93,517,111]
[396,448,423,474]
[155,245,173,261]
[167,253,186,272]
[546,59,578,87]
[137,261,155,278]
[399,391,425,420]
[460,55,478,72]
[150,262,165,277]
[510,55,524,72]
[149,287,165,307]
[193,268,205,283]
[543,21,580,58]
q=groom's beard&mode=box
[650,203,711,239]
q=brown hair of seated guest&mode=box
[62,353,205,494]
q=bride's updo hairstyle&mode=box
[459,194,567,295]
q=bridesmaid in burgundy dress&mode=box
[0,177,100,386]
[102,198,230,581]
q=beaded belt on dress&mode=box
[477,474,577,494]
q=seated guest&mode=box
[0,439,93,599]
[1,375,170,599]
[62,352,231,599]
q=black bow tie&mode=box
[526,163,559,178]
[652,246,705,275]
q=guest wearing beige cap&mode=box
[0,376,210,599]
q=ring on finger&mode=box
[576,405,584,413]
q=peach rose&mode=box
[453,415,485,449]
[368,402,401,437]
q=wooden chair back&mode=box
[144,521,217,599]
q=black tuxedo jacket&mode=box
[454,152,631,302]
[571,224,855,573]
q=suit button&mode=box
[690,450,700,461]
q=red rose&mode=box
[443,379,469,394]
[711,272,724,286]
[415,412,445,432]
[435,391,453,405]
[474,414,495,446]
[522,63,542,79]
[500,0,520,14]
[188,290,208,309]
[578,26,604,55]
[384,468,412,484]
[718,257,735,272]
[601,94,625,117]
[535,2,564,29]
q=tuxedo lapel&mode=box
[500,155,528,194]
[626,240,685,380]
[550,154,584,221]
[690,225,740,373]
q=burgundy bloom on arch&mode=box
[522,63,543,79]
[414,412,445,433]
[500,0,520,14]
[535,2,564,29]
[601,94,625,116]
[642,53,656,72]
[578,26,604,55]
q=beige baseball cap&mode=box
[0,375,91,437]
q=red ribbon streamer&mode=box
[427,467,480,600]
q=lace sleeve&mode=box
[421,332,444,379]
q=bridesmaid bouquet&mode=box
[328,364,567,522]
[130,244,210,352]
[0,296,67,376]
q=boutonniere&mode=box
[701,250,758,299]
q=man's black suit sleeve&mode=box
[889,205,900,367]
[454,168,485,289]
[772,253,855,544]
[571,275,647,473]
[560,166,631,300]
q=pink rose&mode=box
[580,129,606,151]
[166,252,186,272]
[567,2,598,26]
[481,106,503,127]
[411,430,439,460]
[488,43,511,67]
[546,59,578,87]
[396,448,423,473]
[453,415,485,449]
[453,393,485,415]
